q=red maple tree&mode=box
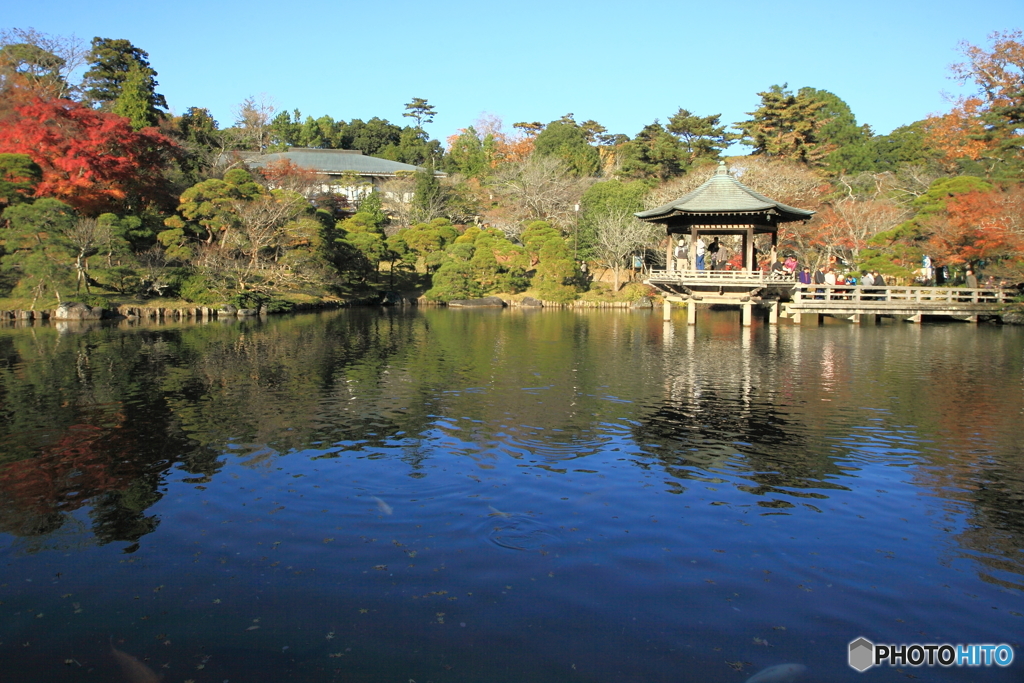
[0,96,179,216]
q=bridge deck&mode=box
[786,284,1010,318]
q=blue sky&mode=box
[6,1,1019,148]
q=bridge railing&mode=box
[792,285,1011,305]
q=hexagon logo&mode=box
[849,637,875,672]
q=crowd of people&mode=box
[668,236,1011,291]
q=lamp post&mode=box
[573,203,580,262]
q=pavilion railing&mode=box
[646,269,796,284]
[790,285,1012,305]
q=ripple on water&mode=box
[478,512,563,551]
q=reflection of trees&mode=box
[0,408,171,547]
[0,329,195,547]
[897,327,1024,590]
[956,473,1024,591]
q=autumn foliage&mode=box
[0,97,179,216]
[922,186,1024,270]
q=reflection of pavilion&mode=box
[636,162,815,326]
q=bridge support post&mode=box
[851,314,862,325]
[742,302,752,327]
[908,313,923,324]
[817,313,824,326]
[687,300,697,326]
[966,314,978,324]
[768,301,779,325]
[663,299,672,322]
[791,311,802,324]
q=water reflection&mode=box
[1,310,1022,682]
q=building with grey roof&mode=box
[236,148,444,205]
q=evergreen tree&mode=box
[268,110,302,150]
[735,84,828,164]
[82,38,166,120]
[412,160,444,220]
[0,153,42,207]
[533,117,601,177]
[666,108,736,164]
[403,98,436,127]
[617,122,687,181]
[446,126,490,178]
[797,88,873,174]
[112,62,158,129]
[359,191,386,227]
[577,180,648,259]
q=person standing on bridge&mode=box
[965,268,979,302]
[813,265,826,299]
[872,271,886,301]
[695,237,707,271]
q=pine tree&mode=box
[735,84,828,164]
[82,37,166,120]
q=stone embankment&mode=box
[409,295,655,309]
[0,295,657,323]
[0,300,345,324]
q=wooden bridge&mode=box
[784,284,1013,324]
[645,269,1016,325]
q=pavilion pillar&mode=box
[745,227,754,271]
[663,299,672,322]
[690,226,698,270]
[666,234,675,273]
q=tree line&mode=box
[0,27,1021,309]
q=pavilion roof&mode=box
[635,161,815,223]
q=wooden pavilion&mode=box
[635,161,815,326]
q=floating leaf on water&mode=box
[373,565,387,571]
[246,625,260,631]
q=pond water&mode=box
[0,308,1021,683]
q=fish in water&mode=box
[110,640,160,683]
[488,505,512,518]
[744,663,806,683]
[371,496,393,515]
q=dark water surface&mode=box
[0,309,1021,683]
